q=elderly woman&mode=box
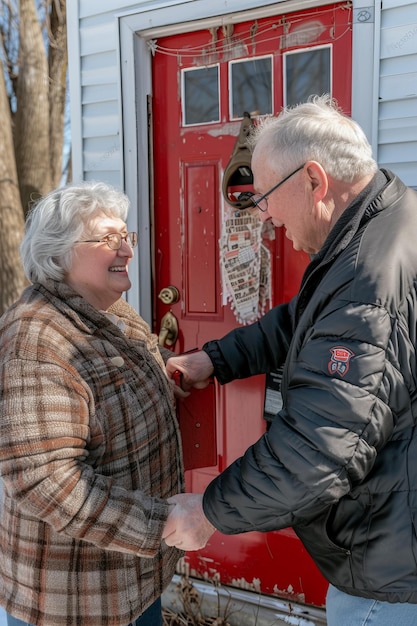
[0,182,184,626]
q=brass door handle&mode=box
[158,311,179,347]
[158,286,180,305]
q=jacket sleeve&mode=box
[203,298,395,534]
[203,300,295,384]
[0,356,170,558]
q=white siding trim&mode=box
[67,4,83,183]
[351,1,380,157]
[119,19,152,320]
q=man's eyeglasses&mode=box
[251,164,305,212]
[76,232,138,250]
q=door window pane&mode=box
[182,65,220,125]
[284,46,331,107]
[230,56,272,119]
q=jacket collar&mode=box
[295,169,401,321]
[318,169,390,265]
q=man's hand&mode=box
[166,350,214,393]
[162,493,216,551]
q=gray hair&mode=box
[249,94,378,182]
[21,181,130,283]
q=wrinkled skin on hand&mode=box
[166,351,214,398]
[162,493,216,551]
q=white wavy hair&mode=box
[248,94,377,182]
[21,181,130,283]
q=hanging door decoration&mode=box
[220,112,271,324]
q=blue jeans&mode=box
[326,584,417,625]
[6,617,31,626]
[6,597,162,626]
[132,597,162,626]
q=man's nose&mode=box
[258,208,271,223]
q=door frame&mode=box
[118,0,378,322]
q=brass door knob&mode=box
[158,286,180,305]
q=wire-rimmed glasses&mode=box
[76,232,138,250]
[251,164,305,212]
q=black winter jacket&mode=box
[202,170,417,603]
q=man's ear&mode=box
[305,161,328,203]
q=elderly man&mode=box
[163,95,417,626]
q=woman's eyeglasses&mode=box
[76,232,138,250]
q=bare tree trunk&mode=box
[0,0,67,313]
[15,0,52,215]
[0,49,27,314]
[48,0,67,188]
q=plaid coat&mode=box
[0,279,184,625]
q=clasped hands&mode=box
[162,493,216,551]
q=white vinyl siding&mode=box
[378,0,417,187]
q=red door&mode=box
[151,2,352,608]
